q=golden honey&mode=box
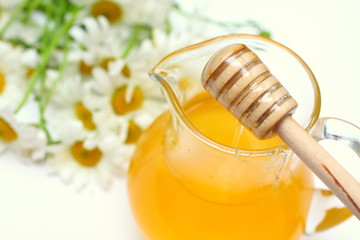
[128,92,313,240]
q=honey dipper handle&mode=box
[277,116,360,220]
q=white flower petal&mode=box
[98,16,110,33]
[69,26,86,43]
[92,67,113,94]
[108,59,125,77]
[95,163,113,190]
[72,168,90,191]
[58,162,77,184]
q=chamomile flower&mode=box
[69,15,124,71]
[46,71,134,189]
[47,121,133,190]
[0,103,47,161]
[47,72,96,132]
[0,41,29,103]
[117,46,168,127]
[87,0,172,27]
[70,0,128,24]
[85,0,171,26]
[85,63,128,130]
[87,56,166,144]
[89,0,128,24]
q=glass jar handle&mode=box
[305,117,360,234]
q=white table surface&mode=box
[0,0,359,239]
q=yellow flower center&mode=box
[71,141,102,167]
[100,58,131,78]
[26,67,36,79]
[0,118,17,142]
[112,86,143,115]
[0,71,6,94]
[75,103,96,130]
[91,1,123,24]
[121,64,131,78]
[79,61,93,75]
[125,121,142,144]
[99,57,116,71]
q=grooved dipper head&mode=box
[201,44,298,139]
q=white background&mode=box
[0,0,359,239]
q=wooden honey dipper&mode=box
[201,43,360,220]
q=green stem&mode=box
[54,0,67,29]
[5,37,35,48]
[21,0,42,23]
[38,2,54,109]
[39,1,53,54]
[42,34,71,110]
[121,24,149,59]
[14,7,81,114]
[38,117,55,144]
[36,111,61,145]
[0,0,31,38]
[38,66,47,111]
